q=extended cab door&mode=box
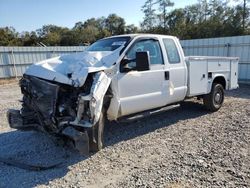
[117,38,170,116]
[162,38,187,103]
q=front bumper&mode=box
[7,75,91,155]
[7,108,90,155]
[7,109,36,131]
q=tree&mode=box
[240,0,250,32]
[157,0,174,29]
[93,17,111,39]
[73,21,84,30]
[223,5,246,36]
[21,31,38,46]
[0,27,21,46]
[236,0,250,33]
[1,1,250,46]
[197,0,210,22]
[105,14,126,35]
[125,24,139,34]
[36,25,70,45]
[167,8,187,38]
[60,30,78,46]
[141,0,157,31]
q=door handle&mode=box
[165,71,170,80]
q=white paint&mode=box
[24,46,123,87]
[186,56,239,97]
[90,71,112,125]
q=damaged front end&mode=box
[7,71,111,155]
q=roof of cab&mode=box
[104,33,177,40]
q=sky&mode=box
[0,0,198,32]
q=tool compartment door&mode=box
[230,59,239,89]
[187,59,208,96]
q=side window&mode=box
[163,38,180,64]
[126,39,164,65]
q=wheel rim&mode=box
[215,93,221,103]
[214,88,223,105]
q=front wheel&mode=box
[88,108,105,152]
[203,83,224,112]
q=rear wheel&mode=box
[203,83,224,112]
[88,108,105,152]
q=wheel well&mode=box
[213,76,226,89]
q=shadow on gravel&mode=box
[105,100,209,147]
[0,130,86,188]
[226,84,250,100]
[0,100,208,187]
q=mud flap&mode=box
[62,126,89,156]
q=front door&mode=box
[117,38,170,116]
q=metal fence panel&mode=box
[0,46,85,78]
[181,35,250,83]
[0,35,250,83]
[0,46,86,78]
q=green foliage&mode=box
[141,0,250,39]
[0,27,22,46]
[0,14,126,46]
[158,0,174,29]
[141,0,158,30]
[106,14,126,35]
[125,24,139,34]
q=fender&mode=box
[69,71,113,127]
[208,73,228,93]
[89,71,112,125]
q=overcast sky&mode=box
[1,0,203,32]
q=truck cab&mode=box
[114,35,187,117]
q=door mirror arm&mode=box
[120,58,135,73]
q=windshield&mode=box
[87,37,131,52]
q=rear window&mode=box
[163,38,180,64]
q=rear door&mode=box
[117,38,170,116]
[162,38,187,103]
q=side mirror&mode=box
[136,51,150,71]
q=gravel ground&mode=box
[0,83,249,188]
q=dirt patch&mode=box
[0,78,20,85]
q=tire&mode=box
[203,83,224,112]
[88,108,105,152]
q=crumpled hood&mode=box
[25,46,122,87]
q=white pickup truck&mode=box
[8,34,239,154]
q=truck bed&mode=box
[185,56,239,97]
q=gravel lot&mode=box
[0,83,249,188]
